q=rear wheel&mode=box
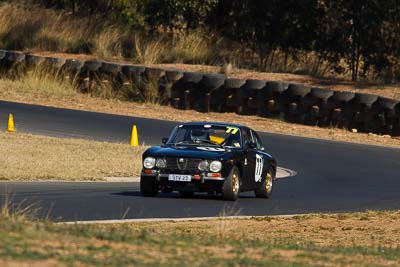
[255,169,274,198]
[140,177,159,197]
[222,167,240,201]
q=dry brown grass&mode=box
[1,66,76,99]
[0,3,218,65]
[1,210,400,266]
[163,30,216,64]
[0,132,146,181]
[133,34,165,65]
[137,211,400,249]
[0,3,90,52]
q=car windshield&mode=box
[167,124,242,148]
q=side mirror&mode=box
[161,137,168,144]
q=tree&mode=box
[144,0,218,31]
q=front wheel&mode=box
[140,176,159,197]
[222,166,240,201]
[255,169,274,198]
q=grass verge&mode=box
[0,210,399,266]
[0,132,146,181]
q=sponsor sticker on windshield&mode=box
[226,127,239,134]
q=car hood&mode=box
[144,145,231,160]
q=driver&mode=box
[190,129,209,142]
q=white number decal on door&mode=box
[255,154,264,182]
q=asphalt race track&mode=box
[1,100,400,222]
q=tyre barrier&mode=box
[300,88,334,127]
[283,83,311,123]
[238,79,266,115]
[171,72,203,110]
[0,51,25,76]
[220,78,246,113]
[257,81,289,118]
[0,50,400,137]
[199,73,226,112]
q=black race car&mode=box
[140,122,277,201]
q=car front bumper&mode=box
[141,171,226,191]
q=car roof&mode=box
[179,121,247,129]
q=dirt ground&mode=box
[136,211,400,249]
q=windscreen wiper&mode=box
[197,139,225,148]
[173,141,196,146]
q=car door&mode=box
[251,130,268,187]
[241,128,257,189]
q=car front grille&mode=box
[164,158,202,173]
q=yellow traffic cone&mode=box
[130,125,139,147]
[7,114,15,132]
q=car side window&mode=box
[242,128,253,148]
[251,130,263,150]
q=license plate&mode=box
[168,174,192,182]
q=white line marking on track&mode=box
[60,214,307,225]
[276,167,297,179]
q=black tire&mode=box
[5,51,25,63]
[140,176,159,197]
[179,191,194,198]
[222,166,240,201]
[65,59,84,71]
[243,79,266,90]
[182,72,203,83]
[121,65,146,78]
[310,88,334,100]
[165,70,184,82]
[376,97,399,110]
[25,54,45,66]
[266,81,288,93]
[144,67,165,79]
[44,57,66,69]
[354,93,378,105]
[287,83,311,97]
[200,74,226,88]
[224,78,246,89]
[100,62,122,74]
[83,60,102,72]
[255,168,274,198]
[303,113,318,126]
[0,50,6,60]
[393,123,400,136]
[332,91,355,102]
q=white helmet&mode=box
[190,129,209,142]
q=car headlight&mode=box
[198,160,209,171]
[143,157,156,169]
[209,161,222,172]
[156,158,166,168]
